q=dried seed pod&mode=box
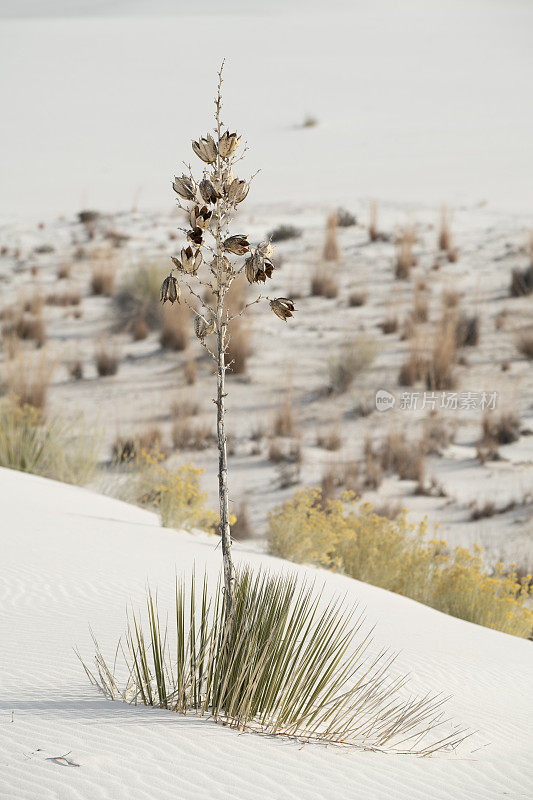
[160,275,180,304]
[172,175,196,201]
[187,227,204,246]
[194,314,215,339]
[227,179,249,205]
[192,134,217,164]
[211,255,232,274]
[199,177,219,205]
[244,249,274,284]
[257,240,274,259]
[218,131,241,159]
[180,246,203,275]
[270,297,296,321]
[189,204,212,230]
[223,235,249,255]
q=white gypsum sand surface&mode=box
[0,466,532,800]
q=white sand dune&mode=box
[0,466,531,799]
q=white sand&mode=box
[0,466,531,799]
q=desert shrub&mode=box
[310,270,338,298]
[68,359,83,380]
[2,313,46,348]
[0,400,98,485]
[423,412,454,454]
[112,427,164,463]
[171,419,213,451]
[129,452,217,532]
[442,289,460,309]
[132,316,149,341]
[45,290,81,306]
[455,313,479,347]
[398,347,427,386]
[379,430,426,483]
[2,351,54,409]
[438,205,452,252]
[379,315,398,334]
[322,212,339,261]
[363,438,383,489]
[81,567,467,753]
[183,357,198,385]
[78,209,99,224]
[510,265,533,297]
[231,502,253,540]
[267,224,301,243]
[412,282,429,323]
[272,394,298,438]
[348,291,366,307]
[328,336,376,394]
[481,411,520,445]
[114,262,164,330]
[160,305,189,351]
[316,424,341,451]
[90,252,116,296]
[394,226,416,279]
[57,263,71,280]
[336,208,356,227]
[95,342,120,376]
[267,489,533,638]
[426,321,456,390]
[516,328,533,359]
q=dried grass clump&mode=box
[57,263,71,280]
[272,439,302,488]
[368,200,379,242]
[455,313,479,347]
[516,328,533,359]
[379,430,426,484]
[272,394,298,439]
[310,269,339,298]
[226,318,250,375]
[412,282,429,323]
[0,399,98,485]
[336,208,356,227]
[267,224,302,243]
[442,289,460,309]
[379,315,398,334]
[394,226,416,279]
[481,411,520,446]
[317,424,342,451]
[328,336,377,394]
[322,212,339,262]
[268,490,533,638]
[2,351,54,410]
[45,290,81,306]
[3,312,46,348]
[231,502,253,540]
[90,254,116,296]
[398,345,428,386]
[363,438,383,489]
[112,427,164,463]
[348,291,366,307]
[171,419,213,451]
[160,305,189,351]
[132,316,150,341]
[114,262,164,331]
[68,359,83,380]
[510,265,533,297]
[423,412,455,454]
[95,342,120,376]
[426,321,456,390]
[184,357,198,385]
[438,205,452,253]
[81,566,469,752]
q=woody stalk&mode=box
[160,63,296,618]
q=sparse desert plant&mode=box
[0,399,98,485]
[90,252,116,296]
[455,313,479,347]
[272,390,298,438]
[412,281,429,323]
[56,262,71,280]
[68,359,83,380]
[95,341,120,376]
[368,200,379,242]
[426,320,456,390]
[172,419,213,451]
[183,356,198,385]
[132,316,149,341]
[230,502,253,540]
[423,412,454,454]
[379,315,398,334]
[509,265,533,297]
[225,317,250,375]
[363,437,383,489]
[379,430,426,483]
[81,567,468,752]
[3,350,54,409]
[267,489,533,638]
[160,304,190,351]
[516,328,533,359]
[267,224,302,243]
[336,207,356,227]
[159,64,297,610]
[348,291,366,307]
[328,336,377,394]
[442,288,460,309]
[322,212,339,261]
[45,289,81,306]
[112,427,164,463]
[438,205,452,252]
[394,225,416,279]
[317,423,342,451]
[310,268,339,298]
[114,262,164,331]
[2,311,46,348]
[481,411,520,445]
[301,113,318,128]
[398,344,427,386]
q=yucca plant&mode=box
[80,567,468,754]
[160,63,296,615]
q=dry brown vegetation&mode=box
[317,423,342,451]
[183,357,198,385]
[379,429,426,485]
[425,321,456,390]
[272,393,298,439]
[68,359,83,380]
[379,315,398,334]
[2,312,46,348]
[226,317,250,375]
[56,263,71,280]
[231,502,253,540]
[112,426,164,462]
[442,288,460,309]
[423,412,455,454]
[328,336,377,394]
[516,328,533,359]
[510,265,533,297]
[90,254,116,296]
[160,304,189,351]
[455,313,479,347]
[45,289,81,306]
[438,205,452,252]
[348,291,366,307]
[2,351,54,409]
[95,342,120,376]
[394,225,416,279]
[310,269,339,298]
[323,212,339,262]
[413,281,429,323]
[482,411,521,446]
[132,316,150,341]
[368,200,379,242]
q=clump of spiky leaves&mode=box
[161,62,297,611]
[80,567,468,754]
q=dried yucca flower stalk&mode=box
[160,63,296,616]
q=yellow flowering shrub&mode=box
[267,488,533,639]
[133,451,220,533]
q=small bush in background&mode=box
[95,342,120,376]
[394,225,416,279]
[68,359,83,380]
[482,411,520,445]
[90,253,116,296]
[310,269,339,298]
[45,290,81,307]
[348,291,366,307]
[226,318,250,375]
[132,316,150,341]
[160,304,189,351]
[516,328,533,359]
[510,265,533,297]
[455,313,479,347]
[2,350,54,409]
[230,502,253,540]
[267,224,302,243]
[114,262,164,331]
[328,336,377,394]
[112,427,164,463]
[336,208,356,227]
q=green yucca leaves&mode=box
[79,567,469,754]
